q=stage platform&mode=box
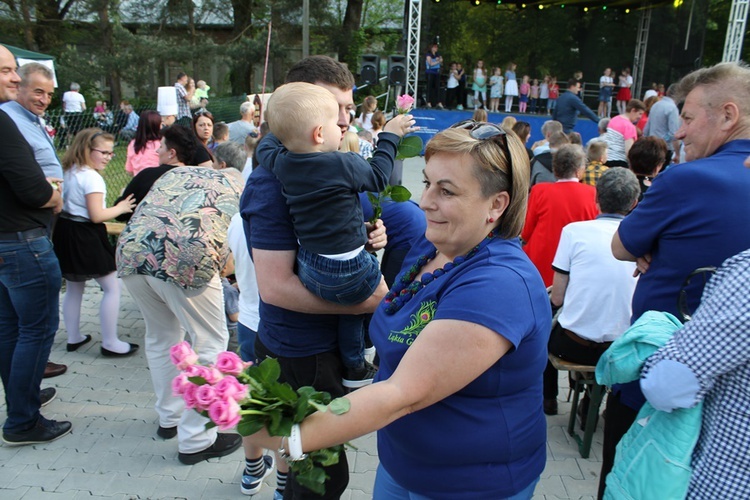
[410,108,599,154]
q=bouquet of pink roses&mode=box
[170,342,351,494]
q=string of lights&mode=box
[431,0,674,12]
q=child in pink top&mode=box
[518,75,530,113]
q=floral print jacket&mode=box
[116,167,244,290]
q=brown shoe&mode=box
[43,362,67,379]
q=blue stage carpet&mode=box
[410,108,599,154]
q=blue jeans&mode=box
[297,247,380,369]
[0,236,61,433]
[373,464,540,500]
[237,322,257,363]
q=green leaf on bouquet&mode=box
[267,381,298,403]
[396,135,423,160]
[295,391,310,422]
[255,357,282,386]
[187,376,208,385]
[237,417,266,436]
[294,463,328,495]
[389,185,412,202]
[307,400,330,413]
[367,191,379,207]
[328,397,351,415]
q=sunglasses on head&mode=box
[450,120,514,199]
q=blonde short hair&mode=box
[424,127,530,239]
[265,82,337,149]
[587,141,608,163]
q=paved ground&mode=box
[0,158,604,499]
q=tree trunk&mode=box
[20,0,36,49]
[230,0,255,94]
[338,0,363,66]
[96,0,121,105]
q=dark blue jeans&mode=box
[0,236,61,433]
[297,247,380,369]
[237,322,257,363]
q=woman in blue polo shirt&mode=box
[247,122,551,499]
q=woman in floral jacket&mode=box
[116,160,245,464]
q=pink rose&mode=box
[215,351,246,376]
[183,383,199,410]
[185,364,223,385]
[396,94,415,114]
[214,375,249,403]
[195,384,218,412]
[208,398,242,430]
[172,373,193,396]
[202,366,224,385]
[170,341,199,370]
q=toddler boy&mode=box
[255,82,413,387]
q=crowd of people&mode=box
[423,46,670,125]
[2,39,750,500]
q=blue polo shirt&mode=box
[1,100,62,178]
[371,236,551,498]
[240,163,340,357]
[616,139,750,409]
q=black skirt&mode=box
[53,216,116,281]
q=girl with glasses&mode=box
[53,128,139,357]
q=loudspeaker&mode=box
[360,54,380,86]
[388,55,407,86]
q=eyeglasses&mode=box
[450,120,514,200]
[92,149,116,158]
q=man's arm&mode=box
[611,230,637,262]
[575,97,600,123]
[252,248,386,315]
[550,272,569,307]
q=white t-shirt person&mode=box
[552,216,637,342]
[63,91,86,113]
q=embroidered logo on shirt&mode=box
[387,300,436,345]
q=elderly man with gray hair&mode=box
[213,141,247,172]
[228,101,257,145]
[542,167,640,416]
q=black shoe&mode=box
[40,387,56,407]
[2,416,72,446]
[157,425,178,439]
[543,398,558,416]
[342,361,378,389]
[66,334,92,352]
[178,433,242,465]
[100,343,140,358]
